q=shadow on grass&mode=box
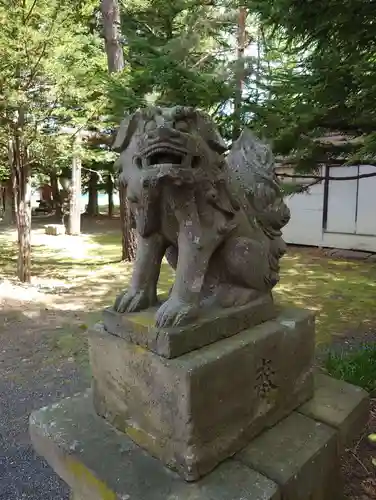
[0,305,93,372]
[276,249,376,344]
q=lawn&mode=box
[1,216,376,363]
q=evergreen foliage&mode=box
[245,0,376,170]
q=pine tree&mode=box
[0,0,109,280]
[245,0,376,173]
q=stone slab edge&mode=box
[234,411,340,500]
[297,373,370,451]
[102,294,276,358]
[29,391,281,500]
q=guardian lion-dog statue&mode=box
[113,106,290,327]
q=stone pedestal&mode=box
[90,307,315,480]
[29,375,369,500]
[28,299,371,499]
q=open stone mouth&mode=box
[137,145,200,169]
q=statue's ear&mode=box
[112,110,142,152]
[194,110,228,154]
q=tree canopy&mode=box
[245,0,376,170]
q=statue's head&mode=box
[113,106,234,236]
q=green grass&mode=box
[325,345,376,393]
[276,250,376,345]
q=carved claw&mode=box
[114,289,157,313]
[155,297,199,328]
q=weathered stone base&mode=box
[44,224,66,235]
[29,375,369,500]
[90,307,315,480]
[103,293,276,358]
[30,392,279,500]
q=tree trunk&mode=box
[255,25,261,105]
[68,135,82,235]
[100,0,136,261]
[2,178,14,224]
[100,0,124,72]
[119,184,136,260]
[86,170,99,216]
[12,135,32,283]
[50,171,62,219]
[233,7,247,141]
[107,173,114,217]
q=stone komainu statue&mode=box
[113,106,290,327]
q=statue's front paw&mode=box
[155,297,199,328]
[114,288,157,313]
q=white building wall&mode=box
[325,167,358,234]
[283,182,324,246]
[281,165,376,252]
[355,165,376,236]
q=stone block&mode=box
[235,412,341,500]
[89,307,315,480]
[30,392,280,500]
[298,374,369,451]
[70,494,85,500]
[103,294,276,358]
[44,224,66,236]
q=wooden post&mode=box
[68,134,82,235]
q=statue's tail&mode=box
[226,128,290,285]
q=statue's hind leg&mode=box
[219,237,271,291]
[202,237,272,308]
[164,239,271,310]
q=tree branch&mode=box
[24,0,38,25]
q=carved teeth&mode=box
[144,149,186,167]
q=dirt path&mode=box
[0,279,91,499]
[0,326,89,499]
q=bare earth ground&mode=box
[0,215,375,499]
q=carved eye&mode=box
[174,120,189,132]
